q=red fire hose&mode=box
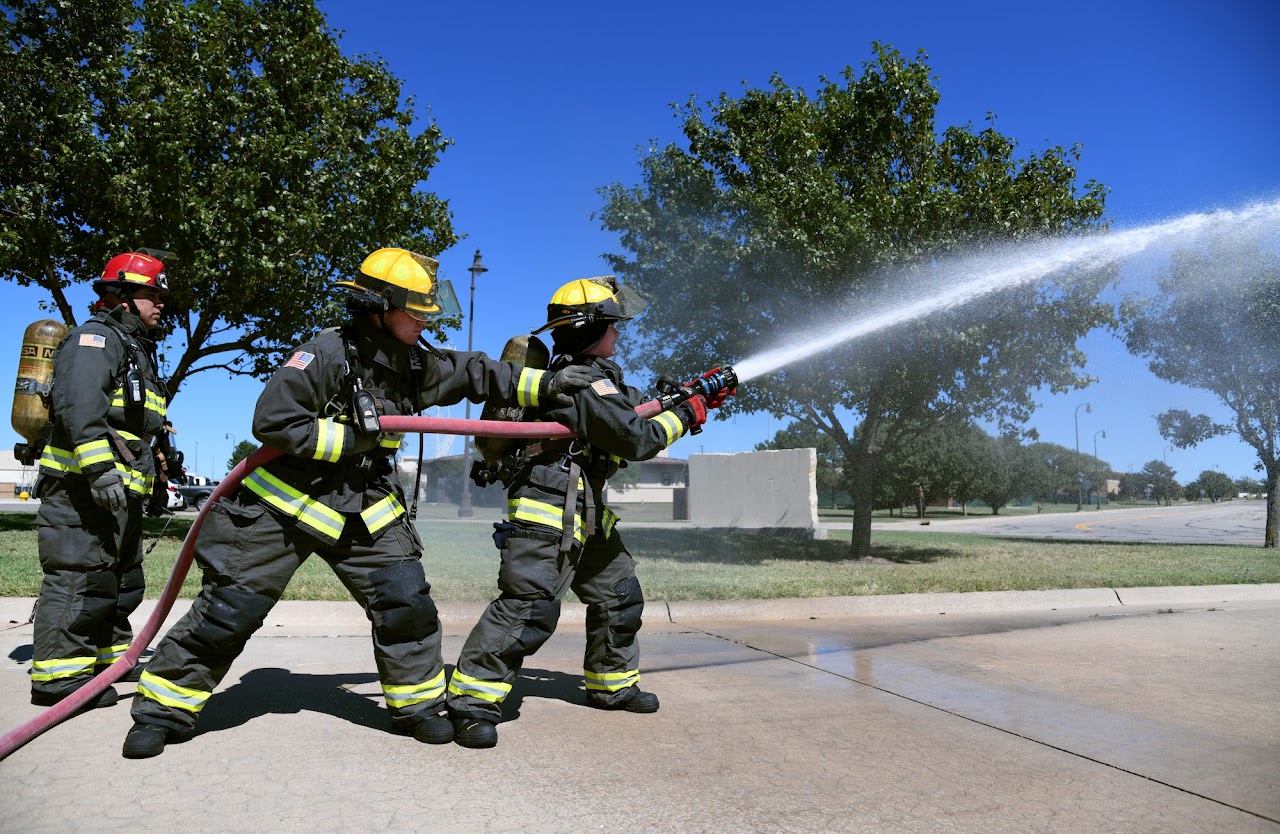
[0,408,664,761]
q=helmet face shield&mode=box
[534,277,647,335]
[340,248,461,320]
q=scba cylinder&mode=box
[12,319,67,464]
[474,334,550,465]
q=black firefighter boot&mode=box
[122,722,176,759]
[451,717,498,749]
[588,686,660,713]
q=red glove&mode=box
[686,367,735,410]
[679,395,708,430]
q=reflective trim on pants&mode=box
[383,669,447,708]
[136,670,212,714]
[447,670,513,704]
[30,655,96,682]
[584,668,640,692]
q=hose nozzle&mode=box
[691,365,738,399]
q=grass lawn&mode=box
[2,510,1277,603]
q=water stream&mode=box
[732,198,1280,384]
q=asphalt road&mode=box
[865,500,1268,545]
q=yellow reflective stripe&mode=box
[137,670,211,713]
[602,506,618,539]
[31,656,96,682]
[311,417,346,462]
[40,446,150,493]
[40,445,79,473]
[516,368,545,407]
[583,668,640,692]
[378,431,403,450]
[243,467,345,541]
[508,497,586,545]
[361,493,405,535]
[651,411,684,447]
[108,387,167,416]
[96,643,131,665]
[447,670,513,704]
[75,439,115,469]
[383,669,447,708]
[117,463,153,496]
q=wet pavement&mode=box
[2,586,1278,833]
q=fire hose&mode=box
[0,367,738,761]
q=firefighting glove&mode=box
[542,366,595,407]
[686,367,734,410]
[677,395,709,433]
[89,470,128,512]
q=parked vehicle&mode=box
[166,482,187,510]
[177,483,217,511]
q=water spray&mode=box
[732,199,1280,383]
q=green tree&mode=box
[1184,470,1234,503]
[756,421,845,507]
[225,440,260,473]
[1,0,458,399]
[1121,233,1280,546]
[1139,460,1179,507]
[598,44,1111,558]
[1235,476,1264,497]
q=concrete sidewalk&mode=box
[3,586,1278,833]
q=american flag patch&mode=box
[590,378,619,397]
[285,351,315,370]
[79,334,106,348]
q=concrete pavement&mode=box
[2,586,1278,833]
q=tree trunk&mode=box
[847,452,876,560]
[1265,465,1279,549]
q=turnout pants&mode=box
[447,522,646,723]
[31,476,145,699]
[130,495,444,734]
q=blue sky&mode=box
[5,0,1279,484]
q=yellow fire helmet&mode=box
[337,247,443,321]
[532,276,647,334]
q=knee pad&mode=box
[117,563,145,613]
[368,561,438,643]
[610,576,644,637]
[188,585,275,652]
[496,598,561,666]
[76,569,119,634]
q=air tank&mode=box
[12,319,67,463]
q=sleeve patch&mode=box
[285,351,315,370]
[78,334,107,348]
[590,379,620,397]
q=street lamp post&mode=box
[458,249,488,518]
[1092,429,1106,509]
[1074,402,1092,511]
[225,433,236,479]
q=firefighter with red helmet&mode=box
[30,251,172,709]
[445,277,722,749]
[122,248,593,758]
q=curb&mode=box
[5,584,1278,633]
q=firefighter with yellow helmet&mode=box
[30,251,172,709]
[122,247,593,758]
[445,276,727,749]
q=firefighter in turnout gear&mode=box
[445,277,722,749]
[31,251,172,709]
[122,248,593,758]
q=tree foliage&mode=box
[1184,469,1234,503]
[1,0,458,399]
[598,44,1112,557]
[225,440,260,473]
[1121,233,1280,545]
